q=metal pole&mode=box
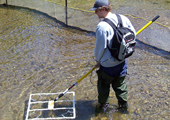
[6,0,8,5]
[65,0,68,27]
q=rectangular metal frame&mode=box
[26,92,75,120]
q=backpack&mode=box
[103,14,136,61]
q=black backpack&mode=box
[103,14,136,61]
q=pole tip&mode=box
[152,15,160,22]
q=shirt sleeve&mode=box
[124,16,136,36]
[94,24,107,63]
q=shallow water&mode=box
[0,4,170,120]
[1,0,170,52]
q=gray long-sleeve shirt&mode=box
[94,12,136,67]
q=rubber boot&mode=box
[117,102,129,114]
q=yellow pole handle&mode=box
[54,65,97,101]
[77,66,97,84]
[136,15,160,35]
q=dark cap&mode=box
[90,0,109,11]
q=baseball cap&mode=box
[90,0,109,11]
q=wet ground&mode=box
[0,1,170,120]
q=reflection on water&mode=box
[0,5,170,120]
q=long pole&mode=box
[6,0,8,5]
[49,65,97,107]
[49,15,160,107]
[54,66,97,101]
[136,15,160,35]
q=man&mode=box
[90,0,136,114]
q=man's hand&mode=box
[96,63,100,68]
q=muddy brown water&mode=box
[0,4,170,120]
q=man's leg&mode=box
[96,69,114,104]
[95,69,114,115]
[112,76,129,113]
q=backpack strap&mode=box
[103,18,116,49]
[103,18,117,31]
[115,14,123,27]
[103,14,122,31]
[103,17,119,54]
[103,14,123,55]
[103,14,122,27]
